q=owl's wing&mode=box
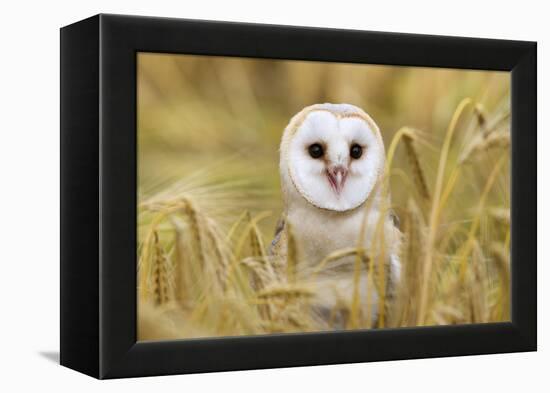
[389,208,400,229]
[268,217,287,257]
[386,209,402,301]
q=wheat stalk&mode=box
[490,243,511,321]
[403,129,431,202]
[257,285,314,299]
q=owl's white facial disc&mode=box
[285,109,384,212]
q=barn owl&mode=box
[271,103,401,328]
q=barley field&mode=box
[137,53,510,341]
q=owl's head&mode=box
[280,103,385,212]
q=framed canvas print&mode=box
[60,14,537,379]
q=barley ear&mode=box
[152,231,171,306]
[403,130,431,203]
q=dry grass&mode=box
[137,53,510,340]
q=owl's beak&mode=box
[326,165,348,195]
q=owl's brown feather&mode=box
[268,217,287,257]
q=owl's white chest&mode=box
[285,192,396,265]
[287,205,366,266]
[284,194,400,325]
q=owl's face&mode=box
[281,104,385,212]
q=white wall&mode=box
[0,0,545,390]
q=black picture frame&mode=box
[60,13,537,379]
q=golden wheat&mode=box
[152,231,171,305]
[402,129,431,203]
[137,93,510,340]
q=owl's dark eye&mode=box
[350,144,363,159]
[308,143,324,159]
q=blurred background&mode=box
[138,53,509,237]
